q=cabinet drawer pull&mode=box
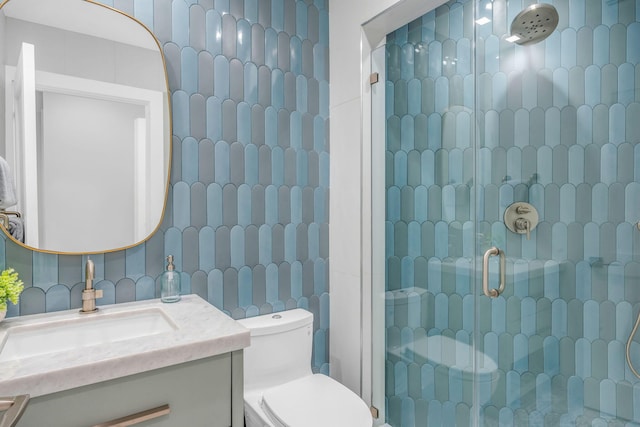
[92,404,170,427]
[0,394,30,427]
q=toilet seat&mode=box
[260,374,372,427]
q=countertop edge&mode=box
[4,330,250,397]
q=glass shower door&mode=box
[380,1,479,424]
[377,0,640,425]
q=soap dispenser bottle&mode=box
[161,255,181,303]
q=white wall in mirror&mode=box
[41,93,141,252]
[4,16,165,91]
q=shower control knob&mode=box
[515,218,531,240]
[504,202,538,240]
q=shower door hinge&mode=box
[370,406,379,419]
[369,72,379,85]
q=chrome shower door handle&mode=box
[482,247,506,298]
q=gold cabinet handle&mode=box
[482,247,506,298]
[0,394,30,427]
[92,404,170,427]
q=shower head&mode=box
[509,3,559,45]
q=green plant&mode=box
[0,268,23,311]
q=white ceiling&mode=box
[2,0,158,50]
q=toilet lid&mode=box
[261,374,372,427]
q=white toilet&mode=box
[238,309,373,427]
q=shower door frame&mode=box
[360,3,452,425]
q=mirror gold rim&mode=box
[0,0,172,255]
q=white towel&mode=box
[0,157,17,209]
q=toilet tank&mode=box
[238,309,314,392]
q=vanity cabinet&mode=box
[0,296,249,427]
[17,351,244,427]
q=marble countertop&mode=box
[0,295,250,397]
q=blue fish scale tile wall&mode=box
[385,0,640,425]
[2,0,330,374]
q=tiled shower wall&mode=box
[2,0,330,373]
[385,0,640,425]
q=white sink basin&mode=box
[0,307,176,362]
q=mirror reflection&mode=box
[0,0,170,253]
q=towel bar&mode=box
[0,211,21,229]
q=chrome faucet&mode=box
[80,259,103,314]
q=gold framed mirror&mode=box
[0,0,171,254]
